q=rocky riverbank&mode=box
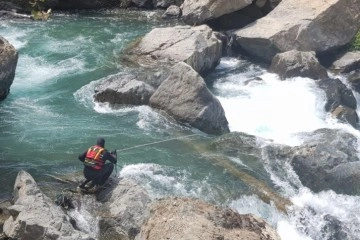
[1,0,360,239]
[0,171,280,240]
[1,0,360,130]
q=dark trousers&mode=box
[83,163,114,186]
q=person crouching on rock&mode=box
[78,137,117,192]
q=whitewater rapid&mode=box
[1,13,360,240]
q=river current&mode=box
[0,10,359,240]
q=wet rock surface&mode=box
[263,128,360,195]
[0,36,18,101]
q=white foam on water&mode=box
[67,196,100,239]
[120,163,190,198]
[0,24,31,49]
[44,35,93,54]
[277,221,313,240]
[13,55,86,88]
[213,57,360,240]
[119,163,224,202]
[74,76,185,133]
[215,70,328,146]
[229,195,285,227]
[285,189,360,240]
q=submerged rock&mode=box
[127,24,222,75]
[136,197,280,240]
[0,36,18,101]
[3,171,92,240]
[269,50,328,80]
[149,62,230,135]
[233,0,360,62]
[210,131,262,157]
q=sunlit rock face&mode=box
[0,36,18,101]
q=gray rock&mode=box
[128,25,222,75]
[331,105,359,128]
[0,36,18,101]
[94,74,155,105]
[330,51,360,74]
[317,78,358,127]
[210,131,261,157]
[181,0,252,26]
[3,171,91,240]
[263,128,360,195]
[0,200,11,234]
[233,0,360,62]
[269,50,328,80]
[154,0,183,8]
[136,197,280,240]
[120,0,133,8]
[255,0,267,8]
[132,0,152,8]
[210,132,270,181]
[207,4,264,31]
[98,178,150,240]
[149,62,229,135]
[161,5,181,19]
[347,71,360,93]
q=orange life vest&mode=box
[84,145,105,170]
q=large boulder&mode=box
[0,36,18,101]
[94,73,155,105]
[136,197,280,240]
[149,62,229,135]
[181,0,253,26]
[233,0,360,62]
[128,24,222,75]
[263,128,360,195]
[269,50,328,80]
[98,178,151,240]
[317,78,359,127]
[330,51,360,74]
[3,171,91,240]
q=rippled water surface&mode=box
[1,10,360,240]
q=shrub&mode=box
[29,0,51,20]
[351,31,360,51]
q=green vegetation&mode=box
[29,0,51,20]
[351,31,360,51]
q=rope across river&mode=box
[112,133,201,177]
[114,133,200,153]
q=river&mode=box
[0,10,359,240]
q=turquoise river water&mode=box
[1,10,360,240]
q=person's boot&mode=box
[78,179,91,191]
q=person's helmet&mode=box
[96,137,105,147]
